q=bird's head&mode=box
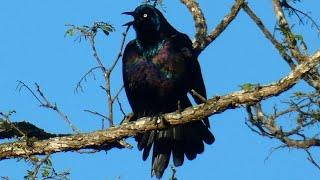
[123,4,177,42]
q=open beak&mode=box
[122,11,135,27]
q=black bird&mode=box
[122,4,214,178]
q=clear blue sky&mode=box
[0,0,319,179]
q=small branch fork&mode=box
[180,0,245,55]
[26,154,70,179]
[16,81,80,134]
[246,91,320,169]
[280,0,320,34]
[68,23,130,128]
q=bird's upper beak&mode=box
[122,11,135,26]
[122,11,135,16]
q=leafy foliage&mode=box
[65,22,115,41]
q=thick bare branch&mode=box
[180,0,244,54]
[272,0,304,60]
[180,0,207,49]
[1,52,319,160]
[200,0,244,54]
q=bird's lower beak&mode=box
[122,11,135,27]
[123,21,135,27]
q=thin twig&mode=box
[109,26,130,73]
[84,110,108,120]
[264,145,286,163]
[112,86,124,103]
[84,109,109,130]
[116,97,127,119]
[31,154,51,179]
[17,81,80,133]
[306,149,320,170]
[0,111,26,138]
[281,0,320,34]
[75,66,101,93]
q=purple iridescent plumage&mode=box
[122,4,214,178]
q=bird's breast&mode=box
[125,45,187,97]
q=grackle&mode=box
[122,4,214,178]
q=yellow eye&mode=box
[143,13,148,18]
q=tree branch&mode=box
[272,0,303,60]
[180,0,207,50]
[1,51,319,160]
[182,0,245,54]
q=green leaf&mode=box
[65,28,74,36]
[239,83,259,92]
[293,91,306,97]
[41,167,50,178]
[100,24,115,36]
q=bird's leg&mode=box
[176,100,182,114]
[212,95,221,101]
[191,89,207,103]
[153,113,169,130]
[120,112,135,125]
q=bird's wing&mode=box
[122,40,139,116]
[172,33,210,128]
